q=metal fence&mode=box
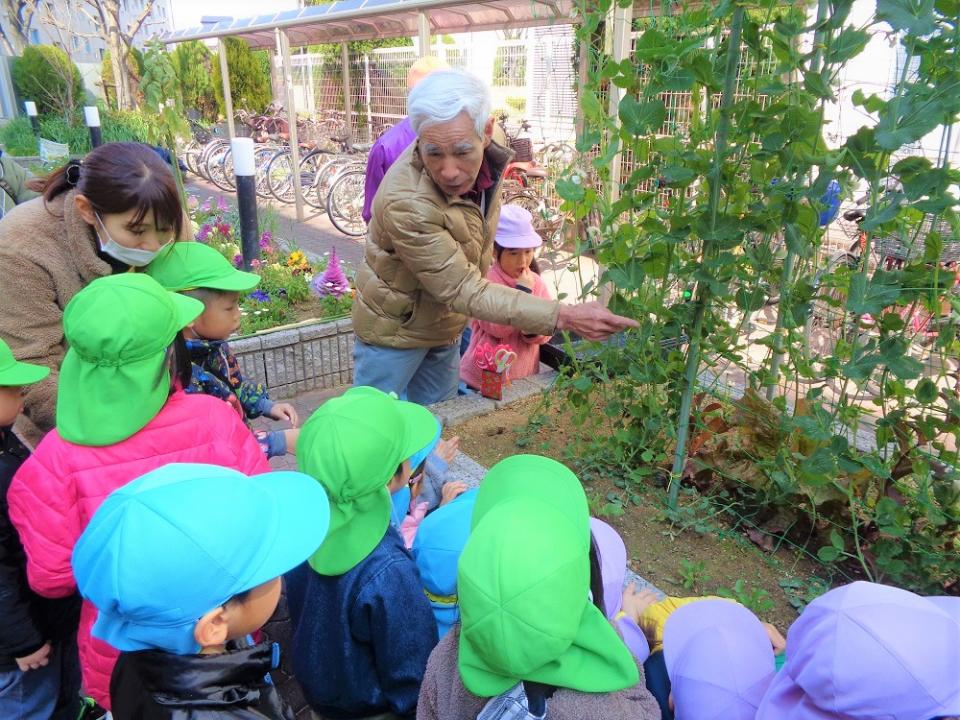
[288,28,577,144]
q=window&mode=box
[29,29,40,44]
[85,39,92,54]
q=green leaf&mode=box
[876,0,937,35]
[915,378,939,404]
[846,272,901,315]
[879,337,924,380]
[660,166,697,186]
[830,528,845,550]
[825,28,870,64]
[556,176,586,202]
[618,96,666,136]
[817,545,841,562]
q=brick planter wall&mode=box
[228,317,355,400]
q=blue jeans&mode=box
[353,339,460,406]
[0,636,81,720]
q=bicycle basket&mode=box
[874,216,960,263]
[508,137,533,163]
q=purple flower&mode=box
[233,254,243,269]
[200,197,212,212]
[196,223,212,243]
[187,195,199,210]
[248,289,270,302]
[259,230,273,249]
[217,196,229,212]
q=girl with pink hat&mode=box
[459,204,554,390]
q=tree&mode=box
[0,0,38,56]
[11,45,83,119]
[171,40,216,120]
[211,37,271,116]
[83,0,157,110]
[101,46,143,109]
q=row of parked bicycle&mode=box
[180,108,583,241]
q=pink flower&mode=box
[312,247,350,298]
[187,195,199,210]
[217,196,229,212]
[200,197,212,212]
[196,223,212,242]
[251,259,262,269]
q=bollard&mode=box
[231,137,259,270]
[24,101,39,136]
[84,106,102,148]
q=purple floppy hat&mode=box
[589,518,650,662]
[756,581,960,720]
[663,599,775,720]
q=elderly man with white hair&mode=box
[352,70,637,404]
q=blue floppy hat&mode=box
[72,463,330,655]
[412,488,478,638]
[409,416,442,472]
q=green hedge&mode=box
[0,110,157,156]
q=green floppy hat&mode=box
[57,274,204,446]
[0,339,49,386]
[145,241,260,292]
[458,497,639,696]
[297,386,439,576]
[472,455,590,550]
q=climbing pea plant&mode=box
[555,0,960,593]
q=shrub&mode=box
[211,38,272,116]
[171,41,217,121]
[11,45,84,119]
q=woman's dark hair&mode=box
[493,241,541,275]
[588,532,605,614]
[41,142,183,238]
[169,332,193,391]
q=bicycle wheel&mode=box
[196,139,225,181]
[503,189,564,250]
[266,150,295,203]
[254,146,280,199]
[326,170,367,237]
[205,143,233,191]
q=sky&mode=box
[167,0,300,31]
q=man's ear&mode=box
[482,116,495,148]
[74,193,96,226]
[194,606,229,649]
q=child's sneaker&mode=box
[77,696,107,720]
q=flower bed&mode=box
[189,195,353,335]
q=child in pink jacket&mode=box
[7,274,271,711]
[460,204,553,390]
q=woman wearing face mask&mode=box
[0,142,188,446]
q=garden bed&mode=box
[448,393,826,629]
[230,316,355,400]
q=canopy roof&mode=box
[160,0,576,48]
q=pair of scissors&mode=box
[474,342,496,371]
[494,347,517,374]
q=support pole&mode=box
[606,2,632,203]
[24,101,39,136]
[364,53,373,142]
[575,38,589,140]
[232,137,259,269]
[340,41,354,147]
[278,28,305,222]
[218,39,236,139]
[84,106,103,148]
[417,11,431,57]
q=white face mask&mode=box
[94,212,169,268]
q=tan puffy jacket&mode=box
[353,140,559,349]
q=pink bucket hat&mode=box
[755,581,960,720]
[496,204,543,249]
[589,518,650,662]
[663,599,775,720]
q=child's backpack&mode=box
[476,681,553,720]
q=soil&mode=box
[447,393,825,629]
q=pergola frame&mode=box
[161,0,663,219]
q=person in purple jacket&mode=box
[362,56,449,223]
